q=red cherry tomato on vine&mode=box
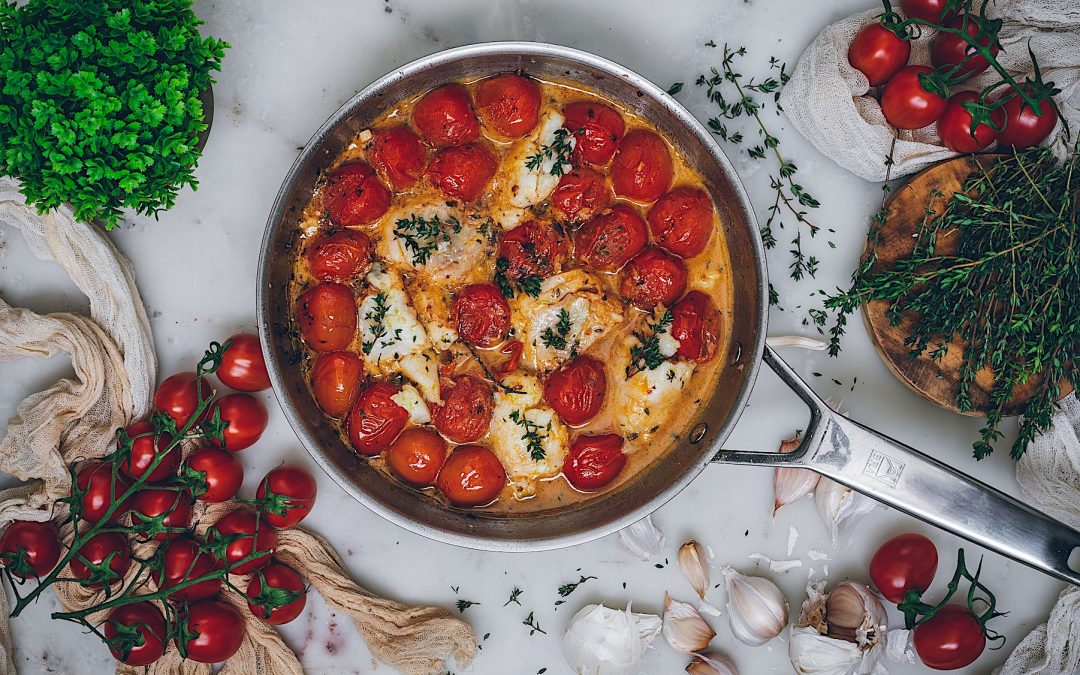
[620,247,688,309]
[209,393,269,451]
[611,130,673,202]
[75,462,131,524]
[937,91,999,153]
[347,382,409,456]
[881,66,949,130]
[311,351,364,417]
[453,283,511,348]
[432,374,494,444]
[998,91,1059,149]
[119,419,178,483]
[412,84,480,148]
[256,466,318,527]
[370,125,426,190]
[671,290,723,363]
[563,433,627,491]
[563,101,626,166]
[475,73,541,139]
[179,599,246,663]
[0,520,61,579]
[216,333,271,392]
[105,601,166,666]
[931,16,998,78]
[246,563,308,625]
[848,23,911,87]
[574,204,648,272]
[153,537,223,602]
[183,446,243,503]
[869,533,939,604]
[153,372,211,428]
[208,509,276,576]
[131,488,193,542]
[901,0,955,22]
[387,427,448,487]
[544,356,607,427]
[297,282,357,353]
[322,162,391,226]
[426,143,498,202]
[70,532,131,588]
[913,604,987,670]
[436,445,507,507]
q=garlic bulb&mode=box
[720,566,789,646]
[686,652,740,675]
[815,477,879,545]
[789,581,888,675]
[617,514,665,560]
[562,603,662,675]
[774,438,820,514]
[678,540,710,599]
[663,594,716,653]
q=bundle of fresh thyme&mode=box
[824,147,1079,459]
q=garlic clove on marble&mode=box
[617,514,666,560]
[562,603,662,675]
[663,594,716,653]
[686,652,740,675]
[773,438,820,515]
[720,566,789,647]
[789,581,888,675]
[678,540,710,599]
[814,477,878,545]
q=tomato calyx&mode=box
[0,547,37,582]
[197,337,235,378]
[73,549,126,588]
[246,479,313,523]
[247,568,308,617]
[104,618,152,662]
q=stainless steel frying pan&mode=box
[257,42,1080,585]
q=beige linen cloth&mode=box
[0,176,475,674]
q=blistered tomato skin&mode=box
[412,84,480,147]
[297,283,357,352]
[432,374,494,443]
[322,162,391,226]
[564,434,627,491]
[563,101,626,166]
[670,290,722,363]
[453,283,511,348]
[370,125,426,190]
[305,230,373,283]
[611,130,673,202]
[498,220,565,283]
[311,351,363,417]
[426,143,498,201]
[574,204,648,272]
[551,168,611,223]
[475,73,542,139]
[648,187,714,259]
[544,356,608,427]
[620,247,688,309]
[387,428,449,487]
[436,445,507,507]
[347,382,409,456]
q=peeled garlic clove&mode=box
[773,438,820,514]
[686,652,739,675]
[814,477,878,545]
[663,593,716,653]
[618,514,666,560]
[678,540,710,599]
[720,566,789,646]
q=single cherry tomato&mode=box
[620,247,688,309]
[305,230,374,284]
[119,419,178,483]
[179,599,246,663]
[937,91,999,153]
[311,351,364,417]
[901,0,955,22]
[426,143,498,201]
[322,162,391,226]
[611,130,673,202]
[564,434,627,491]
[647,187,714,259]
[453,283,511,348]
[387,427,449,487]
[475,73,541,139]
[998,91,1059,149]
[498,220,565,285]
[881,66,949,130]
[870,533,939,603]
[183,446,243,503]
[75,462,131,524]
[370,125,426,190]
[670,290,723,363]
[104,602,166,666]
[550,168,612,223]
[0,520,61,579]
[913,604,987,670]
[70,532,131,588]
[207,509,277,575]
[296,283,357,352]
[153,537,223,601]
[347,382,409,456]
[563,101,626,165]
[932,16,998,77]
[256,466,318,527]
[412,84,480,148]
[246,563,308,625]
[209,393,269,451]
[432,374,494,443]
[848,23,911,87]
[544,356,607,427]
[131,488,193,542]
[574,204,648,271]
[153,372,211,428]
[436,445,507,507]
[216,332,271,392]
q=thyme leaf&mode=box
[540,308,573,350]
[361,292,391,355]
[393,213,458,265]
[524,128,574,176]
[626,311,675,379]
[509,409,547,461]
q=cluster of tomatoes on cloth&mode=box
[849,0,1059,151]
[0,334,320,666]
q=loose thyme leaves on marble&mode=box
[555,575,597,606]
[455,599,479,613]
[523,611,547,635]
[505,587,523,606]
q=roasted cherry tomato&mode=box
[322,162,391,226]
[153,537,223,601]
[620,247,688,309]
[544,356,607,427]
[0,520,61,579]
[153,372,211,428]
[670,290,722,363]
[436,445,507,507]
[209,393,268,451]
[370,125,426,190]
[131,488,193,542]
[119,419,178,483]
[246,563,308,625]
[937,91,999,152]
[183,446,243,503]
[387,427,449,487]
[564,434,627,491]
[475,73,541,139]
[870,533,938,603]
[305,230,373,284]
[347,382,409,456]
[208,509,276,575]
[412,84,480,148]
[256,466,318,527]
[75,462,131,524]
[998,91,1058,149]
[432,374,494,443]
[179,599,246,663]
[427,143,498,201]
[901,0,955,22]
[849,22,911,87]
[104,602,166,666]
[611,130,673,202]
[297,282,357,352]
[498,220,565,285]
[563,101,626,166]
[311,351,364,417]
[574,204,648,272]
[913,604,986,670]
[550,168,612,223]
[70,532,131,588]
[881,66,949,130]
[648,187,714,259]
[932,16,998,77]
[453,283,511,348]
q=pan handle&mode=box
[713,345,1080,586]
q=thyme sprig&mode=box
[508,410,548,461]
[361,291,392,355]
[540,308,573,351]
[626,311,674,379]
[393,213,459,265]
[522,611,547,635]
[494,257,543,298]
[524,128,574,177]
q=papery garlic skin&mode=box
[617,515,666,560]
[721,567,789,647]
[678,540,710,599]
[663,594,716,653]
[815,477,878,545]
[562,603,662,675]
[687,652,740,675]
[774,438,820,514]
[790,581,887,675]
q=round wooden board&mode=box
[860,154,1072,417]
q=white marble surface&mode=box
[0,0,1069,673]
